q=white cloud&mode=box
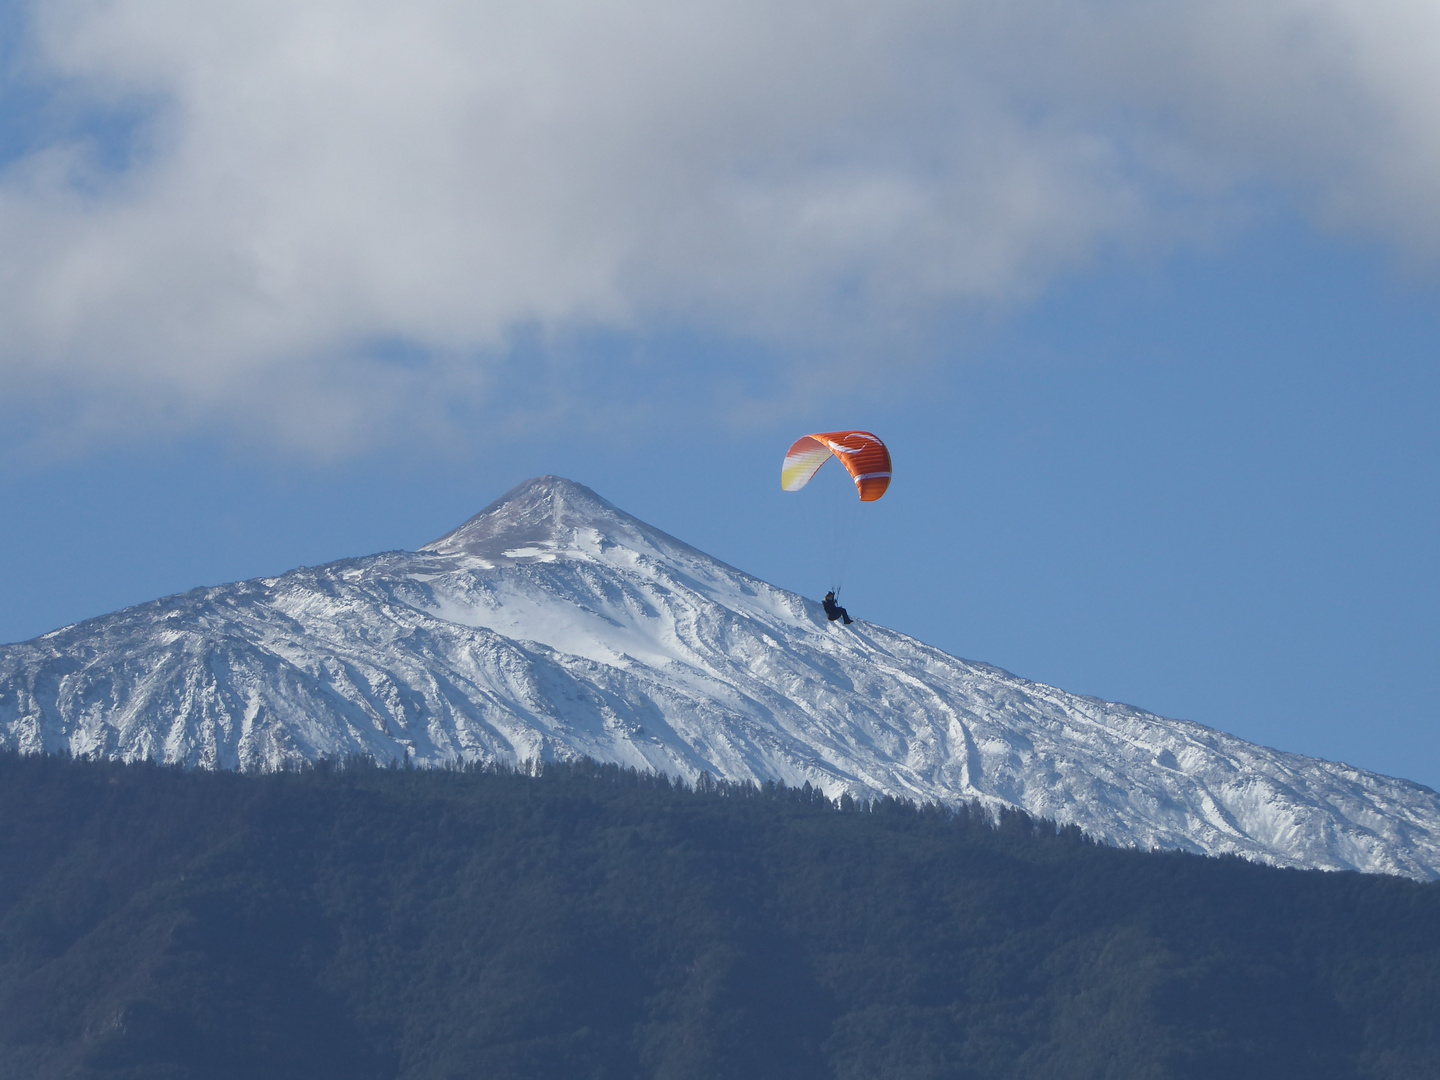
[1,0,1438,453]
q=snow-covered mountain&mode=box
[3,476,1439,879]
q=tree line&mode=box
[0,749,1436,1079]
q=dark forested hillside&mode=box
[0,753,1437,1080]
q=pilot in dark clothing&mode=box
[822,591,852,625]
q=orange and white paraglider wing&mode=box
[818,430,891,501]
[781,435,836,492]
[781,430,892,501]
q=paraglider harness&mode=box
[823,591,853,625]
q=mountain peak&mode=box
[6,475,1440,880]
[422,476,680,559]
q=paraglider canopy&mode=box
[781,431,891,502]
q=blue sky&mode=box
[1,1,1437,788]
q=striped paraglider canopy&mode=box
[781,431,892,502]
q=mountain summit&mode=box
[425,475,692,560]
[3,476,1439,878]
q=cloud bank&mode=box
[2,0,1438,452]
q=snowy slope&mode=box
[3,476,1439,879]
